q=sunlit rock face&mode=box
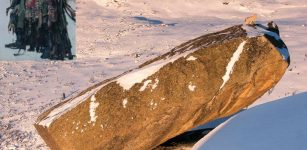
[35,22,289,150]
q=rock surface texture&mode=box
[35,23,290,150]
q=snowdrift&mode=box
[193,92,307,150]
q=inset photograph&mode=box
[0,0,75,60]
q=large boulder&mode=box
[35,22,289,150]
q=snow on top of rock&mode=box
[122,98,128,108]
[220,41,247,90]
[187,56,197,61]
[188,82,196,91]
[150,99,158,110]
[116,63,165,90]
[116,50,197,90]
[89,95,99,123]
[38,83,106,127]
[243,24,280,39]
[139,78,159,92]
[116,23,244,91]
[139,80,152,91]
[242,25,290,61]
[151,78,159,91]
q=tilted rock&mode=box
[35,22,290,150]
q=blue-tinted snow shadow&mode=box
[133,16,177,26]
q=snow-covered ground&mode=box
[1,0,307,149]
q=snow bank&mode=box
[193,92,307,150]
